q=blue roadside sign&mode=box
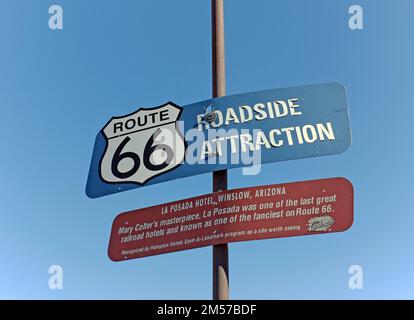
[86,82,351,198]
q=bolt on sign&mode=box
[86,83,351,198]
[108,177,353,261]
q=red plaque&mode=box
[108,177,353,261]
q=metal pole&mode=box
[212,0,229,300]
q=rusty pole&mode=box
[211,0,229,300]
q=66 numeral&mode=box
[111,129,173,179]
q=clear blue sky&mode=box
[0,0,413,299]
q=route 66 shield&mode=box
[99,102,185,185]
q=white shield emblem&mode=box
[100,102,185,184]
